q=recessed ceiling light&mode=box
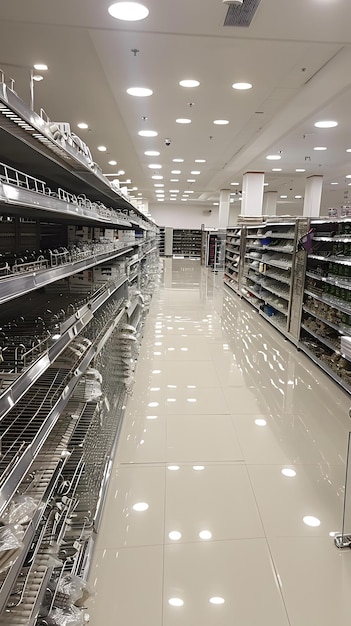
[176,118,191,124]
[170,178,179,182]
[348,183,351,186]
[171,170,181,174]
[34,63,48,71]
[179,79,200,88]
[138,130,158,137]
[195,159,206,163]
[213,202,219,205]
[314,120,338,128]
[264,182,269,186]
[296,168,306,172]
[168,598,184,607]
[191,170,200,175]
[187,179,196,182]
[108,159,117,165]
[199,530,212,540]
[152,175,163,180]
[213,119,229,125]
[232,82,252,90]
[209,597,225,605]
[97,145,107,152]
[173,158,184,162]
[303,515,321,527]
[313,146,327,151]
[145,150,160,156]
[77,122,89,129]
[157,198,164,201]
[231,182,239,185]
[295,195,302,199]
[280,195,288,198]
[255,418,267,426]
[330,182,338,185]
[170,189,179,193]
[346,175,351,179]
[193,465,205,470]
[181,198,187,201]
[154,183,164,187]
[33,75,44,82]
[127,87,153,97]
[347,149,351,153]
[132,502,149,512]
[108,2,149,21]
[148,164,162,169]
[281,468,297,477]
[186,190,194,193]
[266,154,281,160]
[272,168,282,172]
[169,531,182,540]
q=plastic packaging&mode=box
[46,606,85,625]
[0,524,24,573]
[1,495,37,526]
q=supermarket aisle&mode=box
[88,258,351,626]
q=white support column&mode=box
[218,189,230,229]
[229,202,241,226]
[263,191,278,216]
[241,172,265,217]
[303,175,323,217]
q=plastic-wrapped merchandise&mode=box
[1,495,37,526]
[0,524,24,573]
[45,605,85,625]
[56,574,95,606]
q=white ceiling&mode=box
[0,0,351,213]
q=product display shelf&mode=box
[172,229,202,258]
[0,80,159,623]
[299,218,351,391]
[224,227,242,294]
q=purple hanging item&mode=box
[298,228,315,253]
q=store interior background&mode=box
[1,0,351,224]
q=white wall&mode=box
[150,203,243,228]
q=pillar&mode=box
[241,172,265,217]
[229,202,241,226]
[218,189,230,229]
[303,175,323,217]
[263,191,277,216]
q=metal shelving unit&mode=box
[0,71,159,624]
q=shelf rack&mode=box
[0,72,159,624]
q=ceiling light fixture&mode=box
[173,158,184,162]
[232,82,252,90]
[213,119,229,125]
[32,75,44,82]
[152,175,163,180]
[179,79,200,88]
[176,118,191,124]
[313,146,327,151]
[77,122,89,129]
[266,154,281,160]
[280,195,288,198]
[117,169,125,175]
[97,146,107,152]
[187,179,196,182]
[108,2,149,21]
[170,178,179,182]
[138,130,158,137]
[296,168,306,172]
[295,195,302,199]
[314,120,338,128]
[330,182,339,185]
[171,170,181,174]
[231,182,239,185]
[154,183,164,187]
[127,87,153,97]
[148,164,162,169]
[191,170,200,174]
[108,159,117,165]
[272,168,282,172]
[34,63,48,71]
[195,159,206,163]
[145,150,160,156]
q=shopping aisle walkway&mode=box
[88,258,351,626]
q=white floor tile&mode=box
[248,464,344,537]
[269,537,351,626]
[88,546,163,625]
[126,387,229,417]
[163,540,290,625]
[165,463,264,542]
[166,414,242,462]
[134,359,222,388]
[116,414,167,464]
[94,465,166,548]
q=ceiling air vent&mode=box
[223,0,261,27]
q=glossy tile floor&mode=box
[88,259,351,626]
